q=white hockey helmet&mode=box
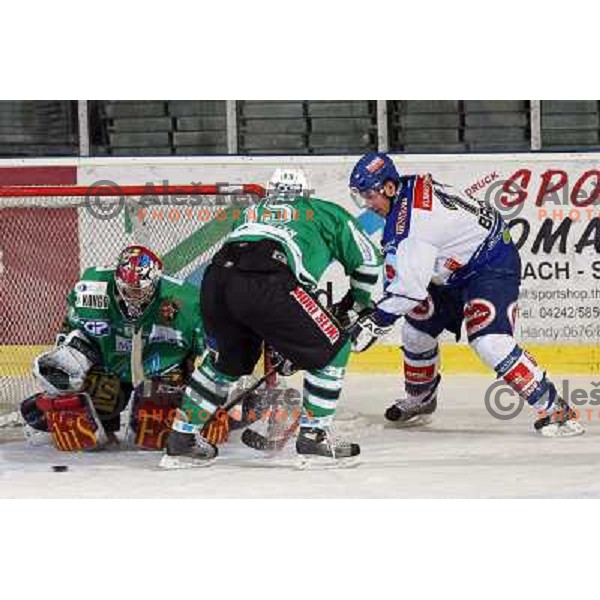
[267,168,310,196]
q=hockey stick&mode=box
[196,359,282,436]
[220,362,281,414]
[122,326,148,445]
[241,288,341,453]
[241,411,301,451]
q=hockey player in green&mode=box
[21,245,205,451]
[161,168,382,468]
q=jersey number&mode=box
[434,188,494,231]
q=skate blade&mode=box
[537,421,585,438]
[386,414,434,428]
[295,454,361,470]
[158,454,215,470]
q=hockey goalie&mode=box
[20,245,210,452]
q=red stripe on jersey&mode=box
[413,175,433,211]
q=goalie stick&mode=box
[120,326,147,445]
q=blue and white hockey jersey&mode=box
[376,174,514,320]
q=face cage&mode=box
[268,183,305,197]
[115,280,157,318]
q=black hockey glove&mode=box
[331,289,367,330]
[351,309,396,353]
[268,349,298,377]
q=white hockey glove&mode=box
[351,310,396,353]
[33,330,100,395]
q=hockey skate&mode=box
[384,375,440,427]
[159,430,218,469]
[534,396,584,438]
[295,426,360,468]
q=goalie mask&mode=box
[115,245,163,319]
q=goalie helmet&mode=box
[115,245,163,319]
[267,168,310,197]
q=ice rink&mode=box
[2,374,599,498]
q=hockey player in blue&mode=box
[348,152,583,437]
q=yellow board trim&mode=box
[0,345,51,377]
[349,344,600,375]
[1,344,599,377]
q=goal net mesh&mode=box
[0,184,265,423]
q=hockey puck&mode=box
[51,465,69,472]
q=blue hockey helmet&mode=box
[349,152,401,195]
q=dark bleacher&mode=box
[91,101,228,155]
[7,100,600,157]
[237,101,376,154]
[389,100,531,153]
[541,101,600,150]
[0,101,78,157]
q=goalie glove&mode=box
[33,330,101,395]
[351,309,397,353]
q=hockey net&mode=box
[0,183,266,428]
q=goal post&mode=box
[0,182,266,419]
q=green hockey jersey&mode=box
[227,195,382,306]
[64,267,204,383]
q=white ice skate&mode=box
[384,375,440,427]
[534,397,585,438]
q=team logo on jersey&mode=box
[413,175,433,211]
[464,299,496,336]
[75,281,108,295]
[76,293,110,310]
[159,298,181,324]
[396,200,409,236]
[149,325,184,346]
[408,296,434,321]
[143,352,162,375]
[115,335,132,353]
[82,320,110,337]
[444,257,463,272]
[75,281,109,310]
[385,264,396,281]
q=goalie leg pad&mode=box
[20,393,49,432]
[36,393,106,451]
[129,383,183,450]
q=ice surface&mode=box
[2,374,600,498]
